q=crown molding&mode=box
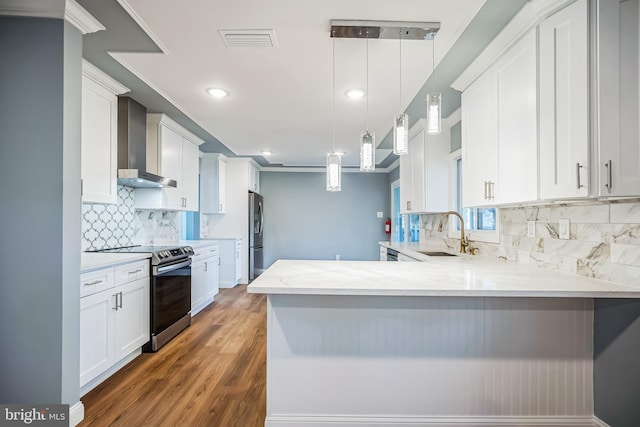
[82,59,130,95]
[65,0,104,34]
[451,0,574,92]
[0,0,105,34]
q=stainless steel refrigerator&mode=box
[249,191,264,281]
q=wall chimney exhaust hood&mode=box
[117,97,177,188]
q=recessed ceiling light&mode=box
[345,89,365,99]
[207,87,229,98]
[261,151,272,156]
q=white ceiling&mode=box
[110,0,486,168]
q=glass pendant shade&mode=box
[326,153,342,192]
[360,131,375,171]
[393,113,409,155]
[427,92,442,135]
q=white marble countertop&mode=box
[81,253,151,272]
[247,257,640,298]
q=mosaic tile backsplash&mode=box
[420,199,640,287]
[82,186,180,251]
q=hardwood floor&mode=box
[79,285,267,427]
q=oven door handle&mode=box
[154,258,192,275]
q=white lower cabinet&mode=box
[79,260,149,393]
[191,244,220,316]
[207,239,242,288]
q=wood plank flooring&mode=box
[79,285,267,427]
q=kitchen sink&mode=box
[416,251,457,257]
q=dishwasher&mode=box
[386,248,399,261]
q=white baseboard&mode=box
[69,401,84,427]
[265,415,605,427]
[219,280,239,288]
[80,348,141,397]
[592,417,610,427]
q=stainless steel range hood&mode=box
[117,97,177,188]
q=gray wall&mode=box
[260,172,390,266]
[450,121,462,152]
[594,299,640,426]
[0,16,81,405]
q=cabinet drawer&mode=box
[206,245,219,256]
[115,260,149,286]
[191,250,207,262]
[80,268,115,298]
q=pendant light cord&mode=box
[366,39,369,131]
[332,36,336,153]
[399,30,402,111]
[431,36,435,93]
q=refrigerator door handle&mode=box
[258,201,264,235]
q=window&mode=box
[391,180,420,243]
[449,150,499,243]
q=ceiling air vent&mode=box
[218,29,278,48]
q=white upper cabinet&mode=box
[462,70,498,207]
[495,29,538,205]
[200,153,227,214]
[400,119,450,214]
[596,0,640,198]
[135,114,203,211]
[249,162,260,193]
[81,60,129,204]
[462,28,537,207]
[539,0,590,199]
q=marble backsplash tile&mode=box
[82,186,180,250]
[420,200,640,287]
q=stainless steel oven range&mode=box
[87,245,194,352]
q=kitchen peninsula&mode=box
[247,257,640,427]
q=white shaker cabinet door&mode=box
[597,0,640,197]
[80,290,115,387]
[181,139,200,211]
[113,278,149,361]
[462,69,498,207]
[495,29,538,205]
[539,0,589,199]
[81,77,118,205]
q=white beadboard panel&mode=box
[484,298,593,417]
[610,243,640,266]
[610,202,640,223]
[543,240,609,261]
[550,205,610,224]
[267,295,595,421]
[268,295,485,416]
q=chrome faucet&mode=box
[437,211,469,254]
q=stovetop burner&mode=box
[87,245,194,266]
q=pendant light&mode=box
[360,39,375,171]
[393,30,409,155]
[426,36,442,135]
[327,35,342,191]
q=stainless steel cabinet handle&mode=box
[576,163,584,189]
[83,279,102,287]
[218,257,221,266]
[483,181,488,200]
[219,203,223,211]
[112,293,118,310]
[490,181,495,200]
[128,269,143,275]
[118,291,123,309]
[605,160,612,190]
[406,201,412,211]
[204,262,208,272]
